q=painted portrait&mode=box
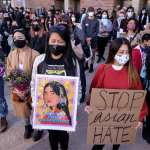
[33,75,79,131]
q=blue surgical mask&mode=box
[102,14,107,19]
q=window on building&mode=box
[0,0,11,5]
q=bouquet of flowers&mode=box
[9,69,31,100]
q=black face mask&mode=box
[14,40,26,48]
[48,44,66,56]
[32,24,41,32]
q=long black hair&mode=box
[106,38,140,88]
[43,81,72,125]
[45,24,77,76]
[106,38,131,64]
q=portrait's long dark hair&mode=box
[43,81,72,125]
[106,38,140,88]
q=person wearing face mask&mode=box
[45,10,56,32]
[97,10,112,63]
[95,8,102,20]
[120,7,136,33]
[71,14,76,24]
[138,8,149,31]
[6,29,40,140]
[112,10,125,39]
[30,21,48,54]
[82,7,99,72]
[140,41,150,144]
[31,24,81,148]
[0,12,11,56]
[132,33,150,74]
[71,15,87,104]
[120,18,140,48]
[126,7,136,19]
[85,38,148,150]
[7,21,19,50]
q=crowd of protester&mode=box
[0,4,150,150]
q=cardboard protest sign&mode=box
[87,88,146,144]
[33,74,79,132]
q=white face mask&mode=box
[118,14,125,19]
[114,54,129,66]
[71,17,76,22]
[88,12,94,17]
[127,12,133,18]
[102,14,107,19]
[142,10,146,14]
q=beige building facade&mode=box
[10,0,150,13]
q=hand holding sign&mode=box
[87,89,146,145]
[85,106,93,114]
[135,121,143,129]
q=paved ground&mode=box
[0,48,150,150]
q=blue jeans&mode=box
[0,77,8,117]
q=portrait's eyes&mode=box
[50,91,55,95]
[44,91,55,95]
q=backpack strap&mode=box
[129,32,138,43]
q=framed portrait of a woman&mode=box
[33,74,79,132]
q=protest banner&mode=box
[33,74,79,132]
[87,88,146,144]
